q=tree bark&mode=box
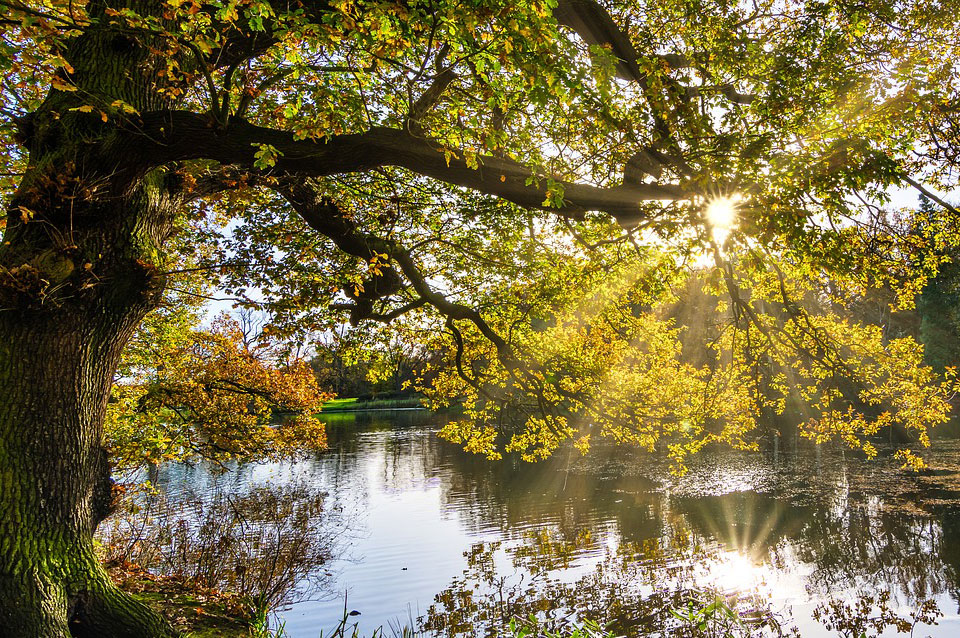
[0,0,196,631]
[0,14,183,629]
[0,286,177,636]
[0,125,179,633]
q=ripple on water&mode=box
[142,415,960,638]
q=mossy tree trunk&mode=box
[0,167,183,637]
[0,2,184,635]
[0,187,183,638]
[0,315,173,637]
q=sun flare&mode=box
[705,196,738,232]
[703,195,741,245]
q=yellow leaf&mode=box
[110,100,140,115]
[51,77,77,92]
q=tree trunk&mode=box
[0,108,182,638]
[0,301,177,636]
[0,164,179,635]
[0,1,189,632]
[0,112,182,638]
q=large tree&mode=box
[0,0,958,634]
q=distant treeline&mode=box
[308,340,442,402]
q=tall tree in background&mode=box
[1,0,959,634]
[916,197,960,371]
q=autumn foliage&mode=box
[106,315,330,469]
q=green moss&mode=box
[31,250,74,282]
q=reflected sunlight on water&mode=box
[145,411,960,637]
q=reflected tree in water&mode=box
[420,528,791,638]
[418,464,955,638]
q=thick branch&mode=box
[127,111,689,223]
[277,183,516,360]
[555,0,754,103]
[554,0,645,82]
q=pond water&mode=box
[147,410,960,637]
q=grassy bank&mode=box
[319,396,424,412]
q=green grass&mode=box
[319,396,424,412]
[321,397,360,410]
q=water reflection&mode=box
[98,476,350,631]
[421,531,793,638]
[145,411,960,637]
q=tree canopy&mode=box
[5,0,960,633]
[3,0,960,472]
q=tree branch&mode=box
[554,0,754,102]
[128,110,690,223]
[277,182,517,362]
[901,174,959,216]
[406,67,457,135]
[330,297,428,323]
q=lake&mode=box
[142,410,960,637]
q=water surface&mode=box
[149,410,960,637]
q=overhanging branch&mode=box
[127,110,691,224]
[276,181,517,363]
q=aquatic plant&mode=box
[813,591,941,638]
[98,479,348,630]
